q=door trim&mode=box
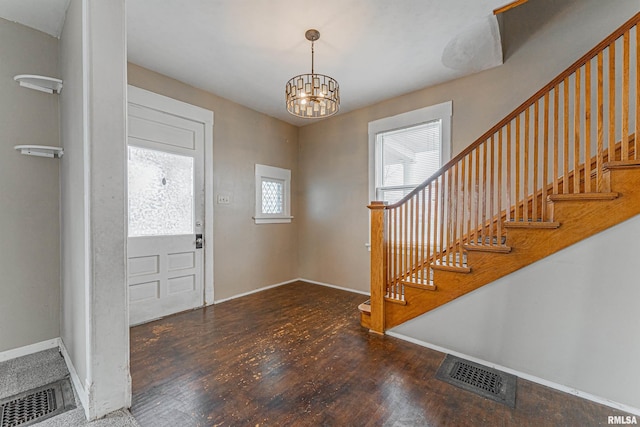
[127,85,215,305]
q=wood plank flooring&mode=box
[130,281,631,426]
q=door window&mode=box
[128,145,194,237]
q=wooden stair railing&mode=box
[366,12,640,334]
[493,0,529,15]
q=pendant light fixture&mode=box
[285,29,340,119]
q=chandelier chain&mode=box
[311,41,315,75]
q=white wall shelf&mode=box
[14,145,64,159]
[14,74,63,94]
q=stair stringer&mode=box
[384,167,640,330]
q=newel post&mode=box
[368,201,387,334]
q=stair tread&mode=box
[401,280,437,291]
[548,192,618,201]
[604,160,640,170]
[432,257,467,264]
[358,302,371,314]
[504,220,560,229]
[431,262,471,273]
[463,244,512,253]
[384,296,407,305]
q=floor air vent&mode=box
[435,355,516,408]
[0,379,75,427]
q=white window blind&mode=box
[377,119,442,203]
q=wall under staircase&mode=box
[391,211,640,412]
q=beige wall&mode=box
[0,18,60,352]
[128,64,300,301]
[297,0,639,293]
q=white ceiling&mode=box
[0,0,509,126]
[0,0,69,38]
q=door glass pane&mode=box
[128,146,194,237]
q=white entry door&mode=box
[127,88,208,325]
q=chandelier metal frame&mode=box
[285,29,340,119]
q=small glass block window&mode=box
[261,179,284,214]
[254,164,292,224]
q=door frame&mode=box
[127,85,215,305]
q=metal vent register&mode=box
[436,355,516,407]
[0,379,75,427]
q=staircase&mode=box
[361,12,640,334]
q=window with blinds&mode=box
[376,119,442,203]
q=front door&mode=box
[127,95,206,325]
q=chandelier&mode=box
[285,29,340,119]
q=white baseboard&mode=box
[213,279,299,304]
[58,338,89,418]
[386,331,640,417]
[213,278,370,304]
[0,338,60,363]
[297,278,370,296]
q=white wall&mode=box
[59,0,129,418]
[392,214,640,411]
[84,0,129,418]
[0,18,60,352]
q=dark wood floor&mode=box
[130,281,629,426]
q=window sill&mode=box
[253,216,294,224]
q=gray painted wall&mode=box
[393,214,640,410]
[59,0,88,386]
[128,64,300,301]
[0,18,60,352]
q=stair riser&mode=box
[385,286,439,327]
[360,311,371,329]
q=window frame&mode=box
[367,101,452,249]
[375,120,444,203]
[368,101,452,206]
[253,164,293,224]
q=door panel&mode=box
[129,113,197,150]
[127,102,205,325]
